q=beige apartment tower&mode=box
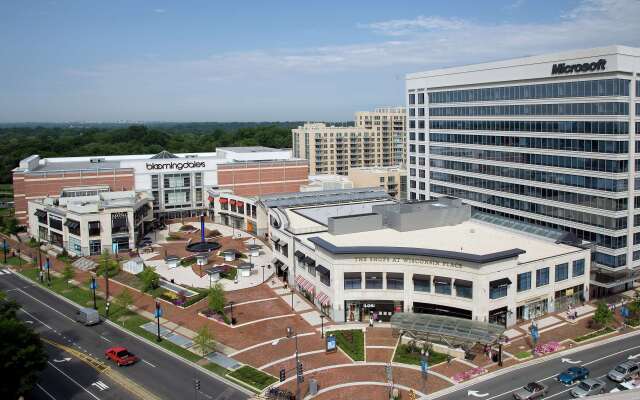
[292,107,406,175]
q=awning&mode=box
[454,279,473,288]
[229,199,236,206]
[280,264,288,271]
[34,209,47,218]
[295,275,315,293]
[316,291,331,306]
[236,201,244,208]
[294,250,305,260]
[64,219,80,229]
[434,276,452,284]
[490,278,512,288]
[316,264,330,275]
[207,196,214,202]
[219,198,228,204]
[271,237,280,244]
[303,256,315,267]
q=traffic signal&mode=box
[279,369,286,382]
[296,362,303,376]
[194,379,200,390]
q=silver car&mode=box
[513,382,548,399]
[607,361,639,382]
[570,378,606,397]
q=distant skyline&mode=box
[1,0,639,123]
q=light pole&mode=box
[229,301,235,325]
[261,265,265,283]
[291,290,295,311]
[286,327,301,400]
[155,301,162,342]
[320,314,325,338]
[3,239,6,263]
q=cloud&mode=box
[154,8,166,14]
[504,0,526,10]
[360,15,467,36]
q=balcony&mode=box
[590,270,640,288]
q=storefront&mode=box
[489,306,509,327]
[412,302,472,320]
[344,300,404,323]
[516,298,549,322]
[555,284,585,310]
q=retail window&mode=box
[572,259,585,276]
[489,278,511,299]
[517,272,532,292]
[386,273,404,290]
[454,279,473,298]
[555,263,569,281]
[413,274,431,292]
[344,272,362,289]
[434,276,452,295]
[536,267,550,287]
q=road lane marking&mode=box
[100,335,112,343]
[14,287,76,323]
[544,374,607,399]
[92,381,109,391]
[47,361,101,400]
[582,344,640,366]
[36,384,57,400]
[142,359,157,368]
[20,308,53,330]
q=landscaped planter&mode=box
[199,309,231,325]
[452,367,487,383]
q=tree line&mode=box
[0,122,301,184]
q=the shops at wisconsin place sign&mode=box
[145,161,206,171]
[354,256,463,269]
[551,58,606,75]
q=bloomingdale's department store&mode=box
[269,196,591,327]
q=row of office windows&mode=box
[424,79,630,104]
[429,102,629,117]
[473,207,627,251]
[513,260,585,293]
[428,120,629,135]
[430,171,627,211]
[428,146,628,173]
[430,184,627,230]
[343,272,473,299]
[429,133,629,154]
[429,159,628,192]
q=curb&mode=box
[425,327,640,399]
[10,268,254,397]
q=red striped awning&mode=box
[229,199,236,206]
[207,196,214,202]
[236,201,244,208]
[316,291,330,306]
[295,275,315,293]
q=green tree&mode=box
[207,283,226,314]
[593,302,614,327]
[138,266,160,292]
[193,326,216,356]
[114,289,134,316]
[97,251,120,278]
[62,263,75,287]
[0,294,47,398]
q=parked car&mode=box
[610,377,640,392]
[570,378,606,397]
[558,367,590,385]
[74,307,100,326]
[513,382,548,399]
[608,361,640,382]
[105,347,139,366]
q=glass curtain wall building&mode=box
[406,46,640,296]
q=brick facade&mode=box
[13,169,135,224]
[217,161,308,196]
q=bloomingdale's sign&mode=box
[551,58,606,75]
[354,256,463,269]
[145,161,206,171]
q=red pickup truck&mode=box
[105,347,139,366]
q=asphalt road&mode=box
[0,268,250,400]
[433,329,640,400]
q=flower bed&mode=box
[452,367,487,383]
[534,341,561,355]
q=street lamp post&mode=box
[286,327,301,400]
[155,301,162,342]
[17,248,21,268]
[3,239,7,264]
[229,301,235,325]
[261,265,265,283]
[290,290,295,311]
[320,314,325,338]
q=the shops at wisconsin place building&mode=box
[406,45,640,297]
[13,146,309,226]
[265,190,589,328]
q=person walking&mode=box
[369,315,374,327]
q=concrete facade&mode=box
[348,166,407,200]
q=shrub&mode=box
[592,302,614,328]
[138,266,160,292]
[207,283,226,314]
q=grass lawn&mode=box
[514,350,532,359]
[228,365,277,390]
[574,326,616,342]
[203,362,230,377]
[0,183,13,192]
[626,319,640,327]
[393,343,448,366]
[326,329,365,361]
[5,256,25,266]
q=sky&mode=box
[0,0,639,123]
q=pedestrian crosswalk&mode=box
[0,269,12,275]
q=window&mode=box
[344,272,362,289]
[413,274,430,292]
[536,267,550,287]
[418,93,425,104]
[489,278,511,299]
[68,236,82,254]
[151,174,159,189]
[49,217,63,231]
[454,280,473,299]
[195,172,202,186]
[89,240,101,256]
[434,276,452,295]
[409,93,415,105]
[365,272,383,289]
[572,259,585,277]
[555,263,569,281]
[517,272,532,292]
[88,221,100,236]
[386,272,404,290]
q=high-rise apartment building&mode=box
[292,107,405,175]
[406,45,639,297]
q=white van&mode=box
[75,307,100,326]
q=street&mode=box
[433,330,640,399]
[0,268,250,400]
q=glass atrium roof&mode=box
[472,211,572,242]
[390,313,505,344]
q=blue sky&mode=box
[0,0,638,122]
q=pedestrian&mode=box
[573,310,578,320]
[369,315,374,327]
[447,353,452,365]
